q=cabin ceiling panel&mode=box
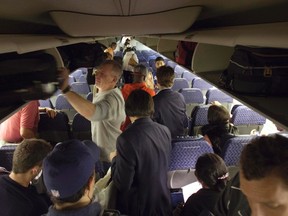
[50,6,202,36]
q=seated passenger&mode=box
[181,153,229,216]
[122,47,138,83]
[214,172,251,216]
[121,64,155,131]
[0,139,52,216]
[201,103,237,156]
[111,89,172,216]
[0,101,57,145]
[153,66,187,138]
[239,134,288,216]
[155,56,165,69]
[43,139,101,216]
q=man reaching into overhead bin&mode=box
[58,60,125,169]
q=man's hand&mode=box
[58,67,70,91]
[110,151,117,161]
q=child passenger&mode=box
[181,153,228,216]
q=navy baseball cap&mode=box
[43,139,99,199]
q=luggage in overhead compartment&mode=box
[220,45,288,96]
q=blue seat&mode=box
[222,135,254,166]
[231,105,266,134]
[72,113,92,140]
[68,75,75,85]
[71,69,83,81]
[78,75,87,83]
[39,99,53,108]
[38,112,71,146]
[169,137,213,170]
[174,65,185,78]
[71,82,91,95]
[167,60,177,69]
[182,70,197,86]
[192,78,213,94]
[189,105,210,136]
[206,88,233,111]
[171,78,189,91]
[55,94,73,109]
[0,145,17,171]
[55,94,77,121]
[179,88,205,116]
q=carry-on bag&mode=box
[220,45,288,96]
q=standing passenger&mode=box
[43,140,101,216]
[122,47,139,83]
[121,64,155,131]
[111,90,172,216]
[58,61,125,164]
[104,42,117,59]
[0,139,52,216]
[240,134,288,216]
[153,66,187,138]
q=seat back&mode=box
[55,94,77,121]
[182,71,197,86]
[174,65,185,78]
[222,135,254,166]
[169,137,213,170]
[71,82,90,95]
[189,105,210,136]
[39,99,53,108]
[38,112,71,145]
[78,74,87,83]
[179,88,205,116]
[171,78,189,91]
[55,94,73,109]
[72,113,92,140]
[0,145,17,171]
[167,60,177,69]
[231,106,266,134]
[71,69,83,81]
[192,78,213,94]
[206,88,233,111]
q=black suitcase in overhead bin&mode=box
[220,45,288,96]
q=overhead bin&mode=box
[0,52,58,106]
[50,6,202,36]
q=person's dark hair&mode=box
[133,64,148,77]
[156,66,175,87]
[155,56,164,62]
[208,105,230,125]
[113,56,123,66]
[12,139,52,173]
[101,60,123,80]
[111,42,117,47]
[240,134,288,186]
[195,153,228,191]
[125,89,154,117]
[50,172,95,204]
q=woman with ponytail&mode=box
[181,153,229,216]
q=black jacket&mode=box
[111,117,172,216]
[153,89,187,138]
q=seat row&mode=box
[189,104,266,136]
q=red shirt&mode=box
[121,82,155,101]
[121,82,155,131]
[0,101,39,143]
